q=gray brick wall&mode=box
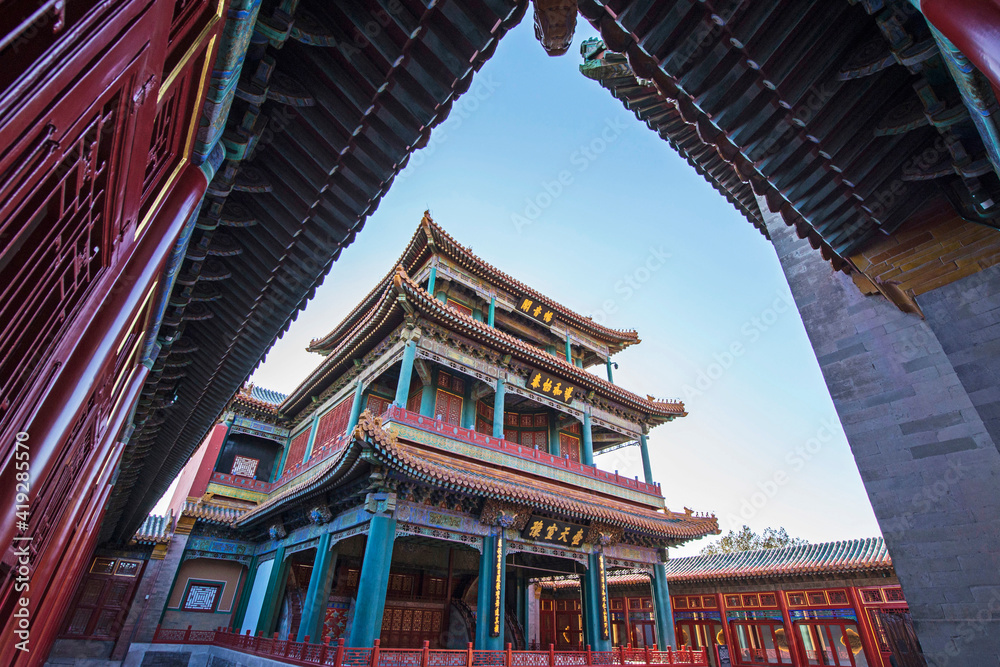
[758,196,1000,666]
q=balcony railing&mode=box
[152,628,708,667]
[383,406,662,497]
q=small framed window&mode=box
[183,582,223,612]
[231,455,259,478]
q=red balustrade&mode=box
[152,629,707,667]
[383,407,662,497]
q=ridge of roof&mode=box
[307,214,642,354]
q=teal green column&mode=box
[475,532,506,649]
[606,358,614,384]
[473,308,484,322]
[462,380,476,429]
[545,345,557,356]
[435,290,448,304]
[297,534,337,642]
[346,380,365,433]
[564,335,572,363]
[639,433,654,485]
[347,515,397,647]
[393,337,418,407]
[232,555,259,630]
[488,296,496,327]
[257,546,287,635]
[420,367,438,417]
[492,380,506,438]
[547,410,560,456]
[427,266,437,294]
[582,552,611,651]
[651,562,676,648]
[581,412,594,466]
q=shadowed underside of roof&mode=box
[579,0,1000,272]
[101,0,530,545]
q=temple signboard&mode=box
[527,369,576,404]
[516,295,556,326]
[522,516,587,547]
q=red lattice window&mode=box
[367,394,390,417]
[808,592,827,606]
[560,433,580,462]
[476,417,491,435]
[884,587,905,602]
[703,596,717,608]
[434,389,462,426]
[861,589,883,604]
[726,595,741,608]
[284,430,311,472]
[504,428,516,443]
[759,594,777,607]
[437,371,464,394]
[519,414,533,427]
[827,590,848,605]
[787,593,806,606]
[534,413,548,427]
[0,94,120,434]
[314,398,352,453]
[742,595,758,607]
[447,299,473,317]
[689,597,701,608]
[504,412,518,427]
[406,390,421,413]
[521,430,547,448]
[477,401,493,421]
[566,422,581,435]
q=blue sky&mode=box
[234,18,883,555]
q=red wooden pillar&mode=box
[846,587,882,667]
[775,589,803,667]
[715,593,734,662]
[189,422,231,496]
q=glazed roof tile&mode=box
[664,537,891,582]
[537,537,891,588]
[308,215,641,354]
[132,512,173,544]
[281,266,686,421]
[230,383,288,414]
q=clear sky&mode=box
[171,17,882,556]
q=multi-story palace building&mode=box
[54,216,719,663]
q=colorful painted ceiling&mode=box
[578,0,1000,272]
